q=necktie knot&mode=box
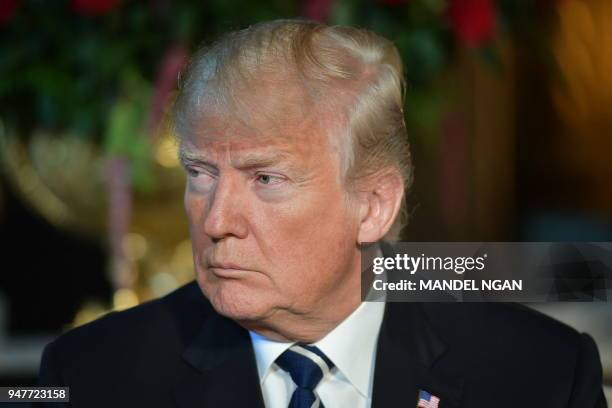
[275,344,334,408]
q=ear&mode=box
[357,170,404,243]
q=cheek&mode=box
[270,188,355,242]
[184,186,210,228]
[255,187,358,282]
[184,191,210,257]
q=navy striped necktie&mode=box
[275,344,335,408]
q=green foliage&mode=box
[0,0,551,151]
[104,69,154,192]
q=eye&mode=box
[255,173,284,185]
[185,166,216,194]
[187,168,200,177]
[186,167,213,178]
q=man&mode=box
[39,20,607,407]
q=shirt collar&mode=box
[248,300,386,398]
[313,300,385,398]
[249,330,293,383]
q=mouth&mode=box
[209,267,253,279]
[207,262,256,279]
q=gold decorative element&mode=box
[0,124,107,235]
[70,300,108,329]
[122,233,149,262]
[155,134,180,168]
[113,288,140,311]
[0,123,193,327]
[554,0,612,130]
[553,0,612,209]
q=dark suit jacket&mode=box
[38,281,607,407]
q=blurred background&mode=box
[0,0,610,400]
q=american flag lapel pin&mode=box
[417,389,440,408]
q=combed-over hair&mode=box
[173,19,412,240]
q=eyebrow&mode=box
[178,146,293,171]
[232,151,292,170]
[178,147,207,166]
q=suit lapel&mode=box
[371,302,463,408]
[172,310,265,408]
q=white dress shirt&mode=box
[249,300,386,408]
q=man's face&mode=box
[181,89,363,325]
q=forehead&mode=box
[180,92,340,156]
[176,65,352,168]
[179,110,338,171]
[180,137,301,164]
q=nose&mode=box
[203,173,249,241]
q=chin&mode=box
[199,279,275,322]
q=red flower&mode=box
[302,0,335,22]
[0,0,19,26]
[72,0,121,16]
[447,0,497,47]
[378,0,406,6]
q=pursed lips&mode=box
[207,261,257,278]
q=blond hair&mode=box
[173,19,412,240]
